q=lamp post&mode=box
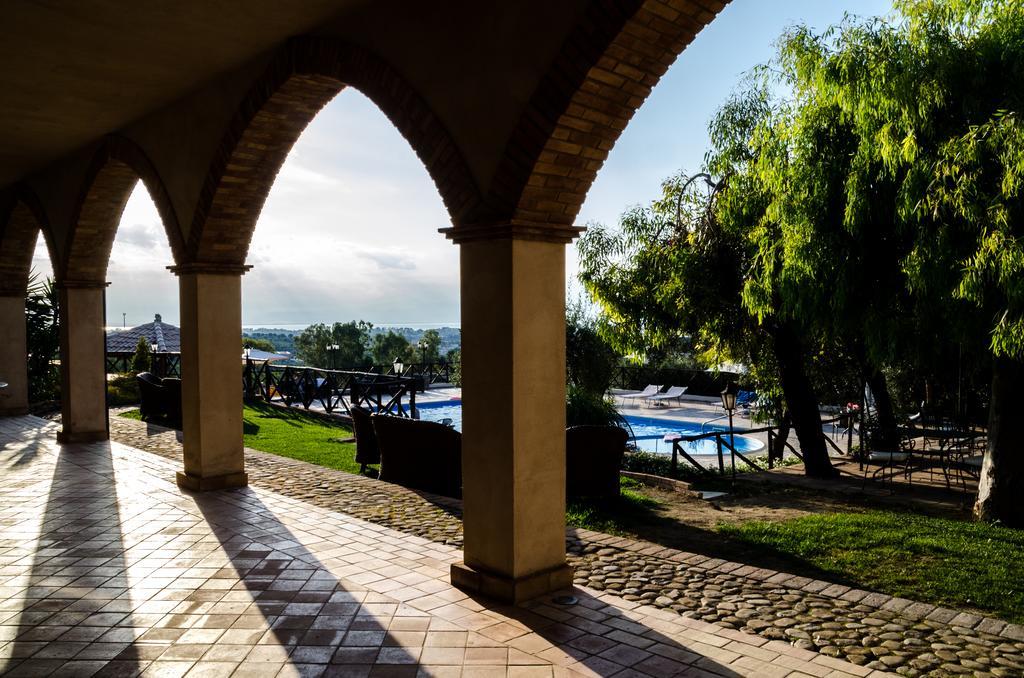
[393,356,404,376]
[327,344,340,370]
[721,381,738,475]
[418,340,428,365]
[151,341,160,377]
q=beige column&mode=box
[0,294,29,416]
[174,265,249,491]
[443,223,581,603]
[57,282,109,443]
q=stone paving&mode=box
[0,415,887,678]
[104,414,1024,677]
[110,413,1024,677]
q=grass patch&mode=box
[566,477,662,535]
[719,511,1024,623]
[120,402,361,474]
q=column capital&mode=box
[440,220,584,245]
[168,263,253,277]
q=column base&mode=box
[176,471,248,492]
[0,406,29,417]
[451,561,574,604]
[57,429,109,444]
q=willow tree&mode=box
[779,0,1024,524]
[578,86,839,478]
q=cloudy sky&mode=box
[32,0,892,328]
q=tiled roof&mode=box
[106,314,180,354]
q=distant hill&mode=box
[242,325,461,359]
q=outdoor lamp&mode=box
[721,382,739,412]
[151,342,159,355]
[393,357,404,374]
[244,346,251,359]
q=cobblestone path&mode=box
[109,415,1024,677]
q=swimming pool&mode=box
[414,400,764,457]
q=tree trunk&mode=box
[867,368,900,451]
[974,355,1024,527]
[772,409,792,464]
[770,323,838,479]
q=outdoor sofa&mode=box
[370,414,462,498]
[566,424,628,499]
[136,372,182,427]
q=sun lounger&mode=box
[645,385,687,406]
[622,384,662,404]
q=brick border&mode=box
[62,135,185,283]
[188,36,483,266]
[0,184,56,295]
[487,0,727,227]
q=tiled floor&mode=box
[0,416,887,677]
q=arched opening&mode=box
[0,193,59,414]
[57,140,183,442]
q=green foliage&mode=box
[416,329,442,363]
[565,385,626,428]
[242,336,275,352]
[24,273,59,404]
[566,300,621,395]
[445,347,462,386]
[294,321,372,369]
[107,373,140,406]
[720,510,1024,623]
[371,330,413,366]
[774,0,1024,364]
[131,336,152,374]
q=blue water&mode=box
[414,400,763,457]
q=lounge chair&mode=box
[349,406,380,472]
[621,384,662,405]
[566,425,628,499]
[645,385,687,407]
[371,414,462,498]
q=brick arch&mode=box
[63,135,185,283]
[486,0,727,229]
[0,186,57,295]
[188,37,482,266]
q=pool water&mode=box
[414,400,763,457]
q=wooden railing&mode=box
[667,414,855,479]
[243,361,419,417]
[105,353,181,378]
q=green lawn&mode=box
[566,477,662,535]
[121,402,361,474]
[719,511,1024,623]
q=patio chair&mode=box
[621,384,662,405]
[566,425,628,499]
[161,377,182,428]
[371,414,462,498]
[645,385,687,407]
[349,406,380,473]
[136,372,164,422]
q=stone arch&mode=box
[0,186,57,295]
[486,0,727,228]
[62,135,185,283]
[188,36,482,266]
